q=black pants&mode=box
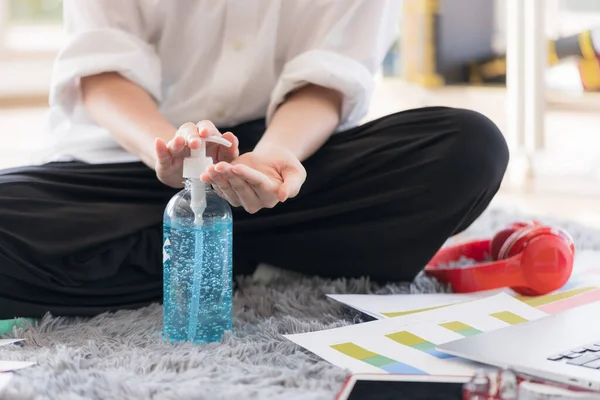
[0,107,508,319]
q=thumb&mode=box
[278,165,306,202]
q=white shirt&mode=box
[37,0,401,164]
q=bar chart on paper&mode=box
[285,294,547,377]
[330,342,427,374]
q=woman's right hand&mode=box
[155,120,239,188]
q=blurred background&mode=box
[1,0,600,226]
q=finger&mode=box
[175,122,201,153]
[167,135,188,157]
[188,137,202,151]
[278,166,306,202]
[196,120,221,139]
[205,177,226,199]
[216,163,262,213]
[198,172,226,198]
[211,174,240,207]
[212,184,226,199]
[176,122,200,141]
[209,173,240,206]
[207,165,242,207]
[200,171,211,183]
[218,132,240,162]
[155,138,172,168]
[230,164,273,188]
[231,164,279,207]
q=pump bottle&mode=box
[162,134,233,344]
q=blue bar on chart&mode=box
[439,321,483,337]
[385,331,455,359]
[330,342,427,374]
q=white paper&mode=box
[0,340,23,347]
[573,249,600,273]
[327,292,496,319]
[0,361,35,372]
[0,373,12,393]
[285,293,548,376]
[0,340,34,373]
[566,249,600,287]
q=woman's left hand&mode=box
[201,143,306,214]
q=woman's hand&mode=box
[201,143,306,214]
[155,120,239,188]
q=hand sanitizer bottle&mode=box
[162,134,233,344]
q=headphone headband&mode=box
[425,221,575,295]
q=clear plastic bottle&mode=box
[162,135,233,344]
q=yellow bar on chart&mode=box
[330,343,379,360]
[439,321,472,332]
[439,321,482,337]
[490,311,528,325]
[518,287,596,308]
[386,331,428,346]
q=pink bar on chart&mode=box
[538,288,600,314]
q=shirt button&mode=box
[216,107,227,118]
[232,39,244,51]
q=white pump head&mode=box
[182,133,232,225]
[183,135,232,179]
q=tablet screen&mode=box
[344,379,464,400]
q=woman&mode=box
[0,0,508,319]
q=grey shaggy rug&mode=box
[2,207,600,400]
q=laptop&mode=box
[436,301,600,391]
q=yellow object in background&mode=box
[579,58,600,91]
[401,0,495,87]
[469,29,600,89]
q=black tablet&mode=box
[337,374,470,400]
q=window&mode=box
[0,0,63,55]
[8,0,62,23]
[553,0,600,37]
[561,0,600,12]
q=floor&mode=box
[2,79,600,229]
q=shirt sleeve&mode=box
[50,0,161,117]
[267,0,401,131]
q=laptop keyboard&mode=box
[548,344,600,369]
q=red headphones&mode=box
[424,221,575,296]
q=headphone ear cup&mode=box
[497,225,547,260]
[491,221,540,260]
[491,228,517,260]
[555,228,576,255]
[497,225,575,261]
[517,231,575,295]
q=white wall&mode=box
[0,57,53,97]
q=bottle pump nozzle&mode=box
[183,134,232,225]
